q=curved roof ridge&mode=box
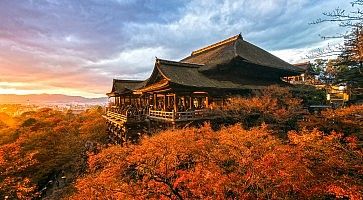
[190,34,242,56]
[156,58,204,68]
[113,79,144,83]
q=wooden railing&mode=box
[105,108,212,123]
[148,110,174,120]
[104,110,146,124]
[148,109,209,122]
[106,111,128,122]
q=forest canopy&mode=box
[0,106,108,199]
[0,88,362,200]
[71,123,362,200]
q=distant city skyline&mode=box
[0,0,350,97]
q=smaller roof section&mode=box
[293,62,311,71]
[106,79,144,97]
[293,62,319,75]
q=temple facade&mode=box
[104,34,303,144]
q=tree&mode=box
[222,85,304,133]
[299,104,363,138]
[311,0,363,100]
[0,106,108,199]
[71,124,362,199]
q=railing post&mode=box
[172,110,175,121]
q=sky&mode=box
[0,0,352,98]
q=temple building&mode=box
[104,34,303,144]
[284,62,319,85]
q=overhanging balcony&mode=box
[148,109,211,122]
[103,107,147,126]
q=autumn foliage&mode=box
[0,106,107,199]
[1,87,362,200]
[221,86,304,132]
[71,124,362,199]
[300,105,363,138]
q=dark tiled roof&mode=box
[155,59,287,90]
[109,34,303,94]
[181,34,303,75]
[156,59,241,89]
[107,79,144,96]
[181,36,236,66]
[293,62,310,70]
[293,62,319,75]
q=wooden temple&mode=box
[104,34,303,144]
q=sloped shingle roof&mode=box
[181,34,303,75]
[110,34,302,94]
[155,59,288,90]
[107,79,144,96]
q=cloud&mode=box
[87,46,172,77]
[0,0,352,97]
[271,37,345,64]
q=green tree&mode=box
[311,0,363,100]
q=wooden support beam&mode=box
[173,93,178,112]
[205,96,209,108]
[168,95,170,109]
[164,94,167,111]
[189,95,193,109]
[197,97,202,108]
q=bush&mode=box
[291,85,327,106]
[0,107,107,199]
[222,85,305,132]
[299,105,363,138]
[71,124,362,199]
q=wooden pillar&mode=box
[206,96,209,108]
[167,96,171,107]
[164,94,167,111]
[173,94,178,112]
[189,95,193,109]
[197,97,202,108]
[153,93,157,109]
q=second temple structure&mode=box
[104,34,304,144]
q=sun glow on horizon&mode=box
[0,82,105,98]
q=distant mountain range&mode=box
[0,94,108,104]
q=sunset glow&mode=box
[0,1,362,199]
[0,0,351,97]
